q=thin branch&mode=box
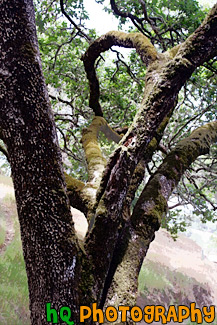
[111,48,142,84]
[52,30,79,69]
[59,0,91,42]
[186,174,216,210]
[168,202,184,209]
[49,94,74,109]
[168,104,213,148]
[110,0,143,25]
[138,0,167,50]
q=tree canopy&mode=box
[31,0,217,234]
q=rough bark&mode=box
[84,4,217,304]
[0,1,83,323]
[123,111,174,218]
[104,121,217,324]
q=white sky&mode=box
[84,0,119,34]
[83,0,216,35]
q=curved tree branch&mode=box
[82,31,158,116]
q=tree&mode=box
[0,0,216,324]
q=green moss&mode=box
[167,44,181,58]
[81,117,108,187]
[64,172,85,192]
[82,117,107,165]
[133,121,217,234]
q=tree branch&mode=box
[49,94,74,109]
[81,116,121,193]
[81,117,107,195]
[132,121,217,226]
[64,172,89,215]
[59,0,91,42]
[123,111,174,218]
[82,31,158,116]
[105,121,217,309]
[177,4,217,67]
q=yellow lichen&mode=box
[167,44,181,58]
[107,31,158,64]
[82,116,123,190]
[64,172,85,192]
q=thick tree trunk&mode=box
[0,1,82,323]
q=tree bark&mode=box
[103,122,217,321]
[84,4,217,303]
[0,1,83,323]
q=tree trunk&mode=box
[0,1,82,323]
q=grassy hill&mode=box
[0,177,30,324]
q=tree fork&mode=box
[84,4,217,298]
[103,121,217,319]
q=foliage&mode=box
[30,0,217,231]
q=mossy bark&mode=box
[84,4,217,307]
[102,122,217,322]
[81,116,122,216]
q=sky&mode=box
[83,0,216,35]
[83,0,119,34]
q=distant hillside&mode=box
[0,176,29,324]
[138,229,217,323]
[0,175,14,199]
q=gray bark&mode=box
[0,1,82,323]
